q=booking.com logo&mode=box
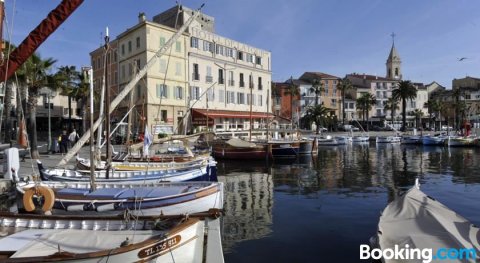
[360,244,477,263]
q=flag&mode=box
[143,125,153,157]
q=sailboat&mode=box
[0,210,224,262]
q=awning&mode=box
[191,109,274,125]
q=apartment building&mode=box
[154,6,272,134]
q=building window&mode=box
[219,90,225,103]
[227,91,235,104]
[256,56,262,65]
[175,86,183,100]
[159,59,167,73]
[395,68,399,77]
[239,73,245,87]
[128,63,133,76]
[156,84,168,98]
[190,37,199,48]
[136,85,141,98]
[376,109,382,116]
[128,41,132,53]
[246,54,253,63]
[113,51,117,62]
[121,44,125,55]
[465,94,471,100]
[192,63,199,80]
[175,41,181,52]
[175,62,182,76]
[121,65,125,79]
[160,37,166,47]
[136,37,140,49]
[226,48,233,57]
[247,94,256,106]
[190,86,200,100]
[206,66,212,83]
[331,99,337,107]
[207,88,215,101]
[258,95,263,106]
[237,92,245,104]
[237,51,243,60]
[215,45,224,55]
[161,110,167,122]
[249,74,254,89]
[228,71,234,86]
[203,41,213,52]
[217,69,224,84]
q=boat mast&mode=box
[249,74,253,142]
[83,67,96,191]
[104,27,112,179]
[57,4,205,167]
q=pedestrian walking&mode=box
[59,130,69,154]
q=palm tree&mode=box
[56,65,80,132]
[284,77,300,127]
[17,53,57,159]
[305,104,329,134]
[432,101,443,131]
[75,71,92,135]
[309,78,324,106]
[384,97,399,129]
[410,109,424,129]
[424,100,438,130]
[356,93,376,131]
[337,77,353,124]
[392,80,417,131]
[1,41,16,143]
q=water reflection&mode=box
[219,144,480,261]
[217,161,273,253]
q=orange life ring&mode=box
[23,186,55,212]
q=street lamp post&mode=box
[39,88,56,153]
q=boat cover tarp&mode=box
[225,138,256,148]
[378,187,480,262]
[7,229,158,257]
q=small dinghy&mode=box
[371,179,480,262]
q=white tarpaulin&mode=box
[377,185,480,262]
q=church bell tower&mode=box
[386,33,402,80]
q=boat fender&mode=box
[66,204,85,212]
[96,203,115,212]
[23,186,55,212]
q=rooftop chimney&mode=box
[138,12,146,23]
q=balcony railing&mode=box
[206,75,213,83]
[239,81,245,88]
[228,80,234,86]
[192,73,200,81]
[219,78,225,85]
[258,84,263,90]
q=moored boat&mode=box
[298,138,318,155]
[16,180,224,216]
[317,136,339,146]
[421,135,446,146]
[401,135,421,144]
[352,136,369,143]
[370,179,480,263]
[447,136,477,147]
[376,136,401,143]
[212,138,268,160]
[38,159,217,183]
[0,212,224,263]
[334,136,352,145]
[269,141,300,158]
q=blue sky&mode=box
[4,0,480,88]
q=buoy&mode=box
[23,186,55,212]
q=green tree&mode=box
[284,77,300,127]
[410,109,424,129]
[356,93,376,130]
[309,78,324,106]
[424,100,438,130]
[56,65,80,132]
[392,80,417,131]
[17,53,57,159]
[1,41,17,143]
[305,104,329,134]
[337,77,353,124]
[384,97,399,128]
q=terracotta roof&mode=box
[299,72,340,81]
[346,73,397,82]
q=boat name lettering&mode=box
[138,235,181,258]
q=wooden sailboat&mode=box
[0,211,224,262]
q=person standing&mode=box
[68,128,79,148]
[59,130,69,154]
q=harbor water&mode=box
[218,143,480,262]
